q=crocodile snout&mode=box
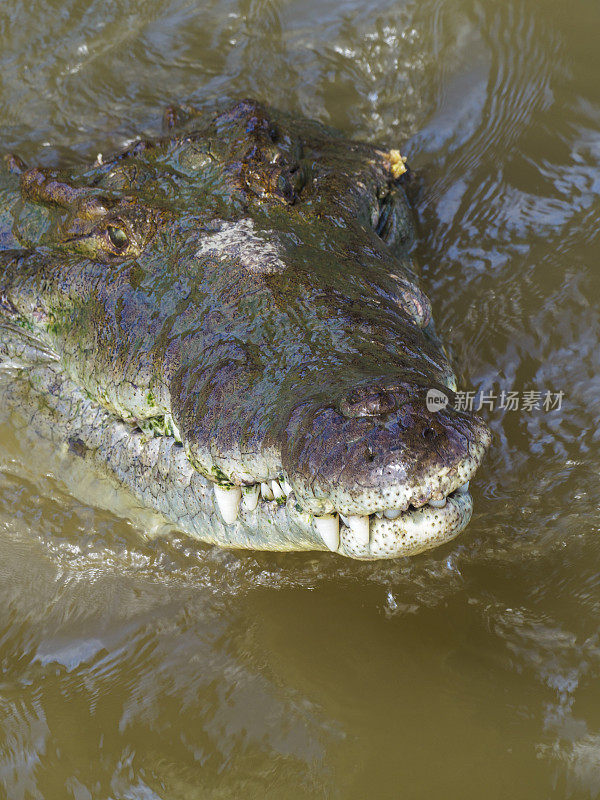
[282,380,490,517]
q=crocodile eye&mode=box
[107,225,128,250]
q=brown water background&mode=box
[1,0,600,797]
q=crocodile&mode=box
[0,99,490,559]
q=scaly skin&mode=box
[0,99,490,559]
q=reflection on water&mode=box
[1,0,600,796]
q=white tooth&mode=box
[271,479,285,499]
[428,497,447,508]
[260,482,274,501]
[214,485,242,524]
[347,515,370,545]
[314,514,340,552]
[281,479,293,496]
[375,511,383,519]
[457,481,470,494]
[383,508,402,520]
[242,484,260,511]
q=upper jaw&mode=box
[208,420,490,534]
[294,436,490,518]
[276,383,492,517]
[194,380,492,522]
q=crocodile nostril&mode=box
[340,388,397,418]
[423,427,436,441]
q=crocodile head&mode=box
[0,99,490,559]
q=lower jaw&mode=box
[338,493,473,559]
[231,491,474,560]
[169,482,474,560]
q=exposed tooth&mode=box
[428,497,447,508]
[457,481,470,494]
[347,515,370,546]
[271,479,285,499]
[281,479,293,496]
[242,484,260,511]
[314,514,340,552]
[383,508,402,520]
[260,482,274,501]
[375,511,383,519]
[213,485,242,524]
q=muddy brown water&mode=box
[0,0,599,797]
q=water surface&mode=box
[1,0,599,797]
